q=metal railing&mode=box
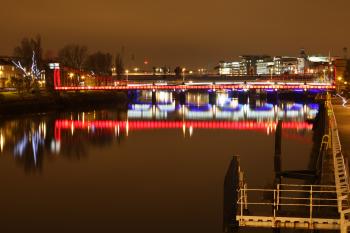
[237,184,338,218]
[327,95,350,232]
[236,184,341,230]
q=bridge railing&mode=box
[237,184,339,221]
[327,96,350,232]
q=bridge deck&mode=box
[54,82,335,91]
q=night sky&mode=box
[1,0,349,69]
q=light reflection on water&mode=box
[0,91,319,232]
[0,91,318,171]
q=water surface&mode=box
[0,91,318,233]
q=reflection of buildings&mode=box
[0,120,47,172]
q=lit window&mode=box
[0,66,3,71]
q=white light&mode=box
[189,126,193,137]
[0,131,4,152]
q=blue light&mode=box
[254,104,274,111]
[187,104,212,111]
[218,105,243,112]
[308,103,320,110]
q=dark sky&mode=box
[1,0,349,69]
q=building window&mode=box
[0,66,3,71]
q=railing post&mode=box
[340,212,346,233]
[240,188,244,218]
[276,184,280,211]
[273,189,276,219]
[244,183,248,211]
[310,185,313,225]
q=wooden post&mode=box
[223,155,241,232]
[274,120,282,184]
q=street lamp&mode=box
[126,70,129,82]
[182,68,186,83]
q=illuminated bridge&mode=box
[54,82,335,91]
[52,66,335,91]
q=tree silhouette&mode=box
[58,44,88,70]
[115,53,124,79]
[85,51,113,76]
[13,34,43,70]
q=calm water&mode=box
[0,91,318,233]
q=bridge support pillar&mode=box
[249,89,257,108]
[267,90,279,104]
[249,89,257,99]
[238,91,248,104]
[258,90,267,102]
[152,90,157,105]
[209,90,217,105]
[127,90,138,103]
[174,90,186,106]
[228,90,237,99]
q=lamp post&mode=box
[182,68,186,83]
[125,70,129,83]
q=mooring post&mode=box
[273,120,282,227]
[223,155,241,232]
[274,120,282,183]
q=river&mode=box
[0,91,318,233]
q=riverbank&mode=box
[0,90,128,115]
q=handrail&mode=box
[321,95,350,232]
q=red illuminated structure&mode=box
[52,65,335,91]
[54,120,313,141]
[54,67,335,91]
[54,83,335,91]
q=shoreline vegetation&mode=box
[0,90,128,115]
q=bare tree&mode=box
[85,51,113,76]
[13,35,43,69]
[58,44,88,70]
[12,35,44,93]
[115,53,124,78]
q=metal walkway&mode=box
[235,96,350,232]
[237,184,340,231]
[327,98,350,232]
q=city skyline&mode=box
[1,0,349,68]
